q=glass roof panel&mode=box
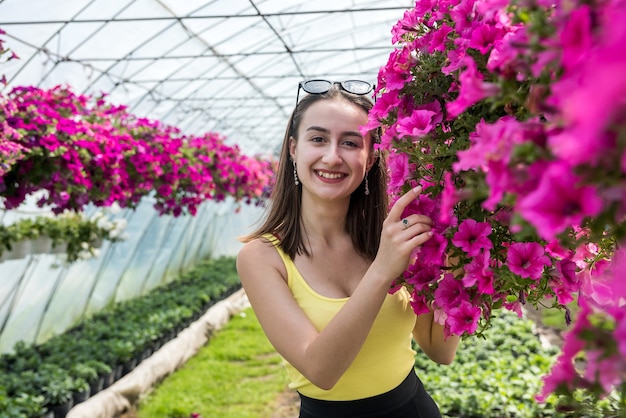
[0,0,412,155]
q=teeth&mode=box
[316,171,344,179]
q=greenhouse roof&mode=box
[0,0,411,156]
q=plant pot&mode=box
[48,399,74,418]
[89,377,104,396]
[40,410,55,418]
[101,370,115,389]
[122,358,138,376]
[4,239,32,260]
[50,242,68,254]
[72,387,90,405]
[30,236,52,254]
[113,364,123,382]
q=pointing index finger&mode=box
[389,186,422,221]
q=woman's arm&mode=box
[413,253,461,364]
[237,187,432,390]
[412,310,460,365]
[238,240,394,389]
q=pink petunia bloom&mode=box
[559,5,593,74]
[462,250,495,295]
[454,116,523,172]
[434,273,470,311]
[605,247,626,301]
[396,109,437,138]
[391,8,422,44]
[452,218,493,257]
[506,242,550,280]
[381,47,416,91]
[439,171,458,225]
[449,0,476,37]
[447,300,482,335]
[547,5,626,167]
[517,162,603,240]
[446,57,500,119]
[428,23,454,53]
[482,161,517,211]
[409,291,431,316]
[419,231,448,265]
[404,261,441,292]
[487,27,528,75]
[584,350,623,394]
[387,151,411,194]
[615,312,626,358]
[503,297,523,318]
[536,356,580,402]
[469,22,505,54]
[549,258,579,305]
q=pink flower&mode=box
[451,218,493,257]
[396,109,438,138]
[506,242,550,280]
[469,23,505,54]
[517,162,603,240]
[449,0,476,37]
[559,5,592,74]
[584,350,622,394]
[434,273,470,310]
[616,313,626,358]
[405,261,441,292]
[428,23,453,53]
[419,231,448,265]
[391,9,421,44]
[439,172,458,225]
[409,291,431,316]
[446,57,500,119]
[536,356,579,402]
[454,116,521,172]
[462,250,495,295]
[487,28,528,75]
[447,300,481,335]
[549,258,579,305]
[387,151,411,194]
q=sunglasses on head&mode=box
[295,79,375,106]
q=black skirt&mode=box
[297,369,442,418]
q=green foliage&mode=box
[415,310,619,417]
[0,256,241,417]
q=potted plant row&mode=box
[0,256,241,418]
[0,210,127,263]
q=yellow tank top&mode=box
[264,234,417,401]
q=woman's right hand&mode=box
[372,186,433,282]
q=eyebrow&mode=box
[305,126,364,138]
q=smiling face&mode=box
[290,97,375,202]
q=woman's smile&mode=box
[315,170,347,181]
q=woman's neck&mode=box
[300,194,350,244]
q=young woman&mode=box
[237,80,459,418]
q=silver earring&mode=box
[293,161,299,186]
[364,174,370,195]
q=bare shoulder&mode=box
[236,237,287,284]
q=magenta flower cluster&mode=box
[366,0,626,407]
[0,85,274,216]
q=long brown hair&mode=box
[241,86,388,261]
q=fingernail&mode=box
[414,186,422,193]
